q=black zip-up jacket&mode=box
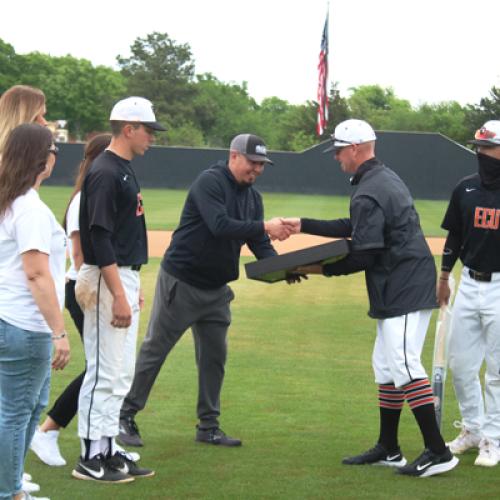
[162,161,276,289]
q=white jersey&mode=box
[66,192,80,281]
[0,188,66,333]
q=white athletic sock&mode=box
[81,439,101,460]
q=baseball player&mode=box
[73,97,165,483]
[118,134,292,448]
[283,119,458,477]
[438,120,500,467]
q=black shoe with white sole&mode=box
[107,451,155,478]
[342,443,407,467]
[72,454,134,483]
[396,447,459,477]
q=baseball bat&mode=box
[431,274,455,429]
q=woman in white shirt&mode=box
[31,134,112,467]
[0,123,70,500]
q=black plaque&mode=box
[245,239,350,283]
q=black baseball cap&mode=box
[229,134,273,164]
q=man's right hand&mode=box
[264,218,292,241]
[280,217,301,234]
[437,279,451,307]
[111,294,132,328]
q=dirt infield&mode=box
[147,231,445,258]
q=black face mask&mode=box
[477,152,500,190]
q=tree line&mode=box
[1,33,499,150]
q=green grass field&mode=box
[24,259,500,499]
[40,186,449,236]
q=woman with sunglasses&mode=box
[0,123,70,500]
[0,84,50,495]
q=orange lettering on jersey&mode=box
[136,193,144,216]
[474,207,500,230]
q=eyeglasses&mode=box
[48,145,59,156]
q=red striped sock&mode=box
[378,384,404,410]
[403,378,435,410]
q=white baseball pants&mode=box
[373,309,432,388]
[75,264,140,440]
[448,267,500,441]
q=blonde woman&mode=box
[0,85,47,154]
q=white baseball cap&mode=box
[468,120,500,148]
[110,96,166,131]
[324,119,376,153]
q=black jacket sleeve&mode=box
[323,251,377,276]
[191,172,265,240]
[246,192,277,259]
[301,218,352,237]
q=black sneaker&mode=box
[118,415,144,447]
[342,443,407,467]
[195,426,242,447]
[72,454,134,483]
[396,447,459,478]
[107,451,155,478]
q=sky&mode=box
[1,0,499,108]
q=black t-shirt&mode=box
[80,150,148,266]
[442,173,500,272]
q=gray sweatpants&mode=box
[121,267,234,429]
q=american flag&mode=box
[316,12,329,136]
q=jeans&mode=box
[0,318,51,499]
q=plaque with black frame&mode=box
[244,239,350,283]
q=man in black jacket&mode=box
[283,119,458,478]
[118,134,289,447]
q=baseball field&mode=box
[24,187,499,499]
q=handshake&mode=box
[264,217,302,241]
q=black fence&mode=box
[47,131,477,200]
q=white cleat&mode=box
[115,442,141,462]
[21,493,50,500]
[22,478,40,493]
[22,473,32,482]
[30,427,67,466]
[475,438,500,467]
[446,421,481,454]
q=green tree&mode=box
[0,39,20,91]
[16,52,126,138]
[117,32,197,123]
[464,86,500,142]
[193,73,260,147]
[347,85,413,130]
[413,101,468,145]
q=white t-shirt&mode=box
[66,192,80,281]
[0,188,66,333]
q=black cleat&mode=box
[195,426,242,447]
[107,451,155,478]
[396,447,459,477]
[342,443,407,467]
[118,415,144,447]
[72,454,134,483]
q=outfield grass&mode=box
[39,186,449,236]
[24,258,499,499]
